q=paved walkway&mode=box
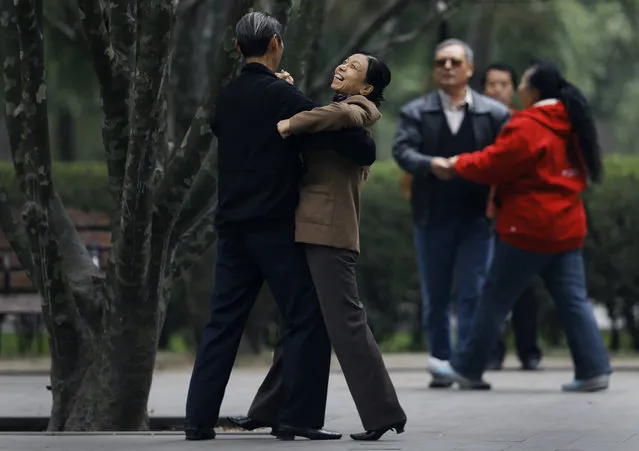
[1,355,638,450]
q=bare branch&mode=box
[270,0,294,34]
[13,0,71,333]
[108,0,136,67]
[369,1,460,54]
[112,0,175,306]
[176,0,206,16]
[154,0,253,223]
[0,0,26,189]
[159,194,218,317]
[282,0,326,92]
[47,193,105,327]
[174,201,218,278]
[172,142,217,240]
[308,0,413,98]
[77,0,114,98]
[43,9,78,41]
[2,0,102,324]
[77,0,130,212]
[0,186,39,289]
[14,0,53,210]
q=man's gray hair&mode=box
[235,11,283,58]
[434,39,474,65]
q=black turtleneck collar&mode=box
[333,93,349,103]
[242,62,277,78]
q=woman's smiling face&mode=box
[331,53,372,97]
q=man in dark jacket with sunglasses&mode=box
[392,39,509,389]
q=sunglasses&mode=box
[434,58,463,68]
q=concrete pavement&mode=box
[1,355,638,450]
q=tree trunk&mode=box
[47,311,157,430]
[279,0,326,95]
[465,1,496,91]
[168,0,228,148]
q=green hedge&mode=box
[0,161,111,212]
[2,157,638,350]
[358,156,639,350]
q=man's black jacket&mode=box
[213,63,376,233]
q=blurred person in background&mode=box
[428,61,612,392]
[392,39,509,389]
[482,63,543,372]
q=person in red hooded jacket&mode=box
[427,61,612,392]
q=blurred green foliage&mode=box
[0,161,111,212]
[3,0,638,161]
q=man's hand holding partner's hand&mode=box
[277,119,292,138]
[275,69,294,85]
[430,156,455,180]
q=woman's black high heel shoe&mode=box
[349,420,406,441]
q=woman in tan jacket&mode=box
[231,52,405,441]
[290,53,406,440]
[282,52,406,440]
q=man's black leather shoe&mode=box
[184,426,215,441]
[276,424,342,440]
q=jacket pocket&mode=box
[297,190,334,226]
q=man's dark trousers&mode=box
[414,217,493,360]
[185,223,331,429]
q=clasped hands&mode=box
[430,156,458,180]
[274,67,371,181]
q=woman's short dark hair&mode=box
[235,12,283,58]
[357,51,392,107]
[526,61,603,183]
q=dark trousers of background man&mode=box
[185,224,331,429]
[414,217,494,362]
[488,283,543,370]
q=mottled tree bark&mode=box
[155,0,253,222]
[0,0,32,276]
[168,0,227,149]
[465,1,495,92]
[282,0,327,93]
[4,0,100,431]
[77,0,132,213]
[270,0,294,34]
[102,0,175,431]
[2,0,177,431]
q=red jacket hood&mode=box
[517,102,571,139]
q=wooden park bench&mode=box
[0,210,111,355]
